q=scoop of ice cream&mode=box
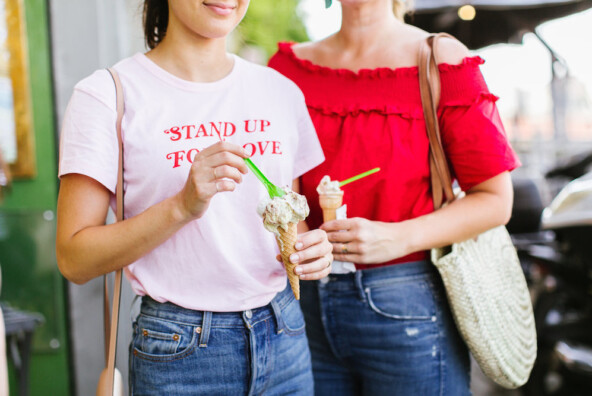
[258,187,309,237]
[316,175,341,195]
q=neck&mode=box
[336,0,398,53]
[146,22,233,83]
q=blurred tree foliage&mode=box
[237,0,309,60]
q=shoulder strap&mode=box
[418,33,456,210]
[101,67,124,395]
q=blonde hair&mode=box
[393,0,413,21]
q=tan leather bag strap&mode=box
[102,67,124,395]
[418,33,456,210]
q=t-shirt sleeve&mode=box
[292,90,325,180]
[439,93,521,191]
[58,69,119,193]
[268,44,324,179]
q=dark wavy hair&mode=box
[143,0,168,49]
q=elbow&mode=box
[499,204,512,226]
[484,172,514,227]
[56,245,91,285]
[57,258,89,285]
[495,190,514,227]
[500,183,515,226]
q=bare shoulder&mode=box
[433,36,471,65]
[292,37,335,63]
[396,23,471,66]
[382,23,430,66]
[292,41,314,57]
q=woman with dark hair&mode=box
[269,0,520,394]
[56,0,332,394]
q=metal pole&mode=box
[534,30,569,144]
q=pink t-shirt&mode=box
[59,53,324,311]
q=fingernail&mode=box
[290,254,299,263]
[295,266,302,275]
[295,242,303,250]
[243,149,250,157]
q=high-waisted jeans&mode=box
[300,260,471,396]
[129,284,313,395]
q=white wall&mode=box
[50,1,145,395]
[51,0,145,125]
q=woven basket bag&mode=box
[419,34,537,389]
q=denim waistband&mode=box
[320,260,437,298]
[139,284,294,329]
[330,259,434,281]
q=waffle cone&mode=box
[277,222,300,300]
[319,192,344,222]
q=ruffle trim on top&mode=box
[443,92,500,107]
[307,103,425,119]
[307,92,500,118]
[277,42,485,79]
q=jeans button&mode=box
[320,277,329,285]
[245,309,253,319]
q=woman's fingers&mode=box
[330,241,360,255]
[320,219,353,232]
[201,141,248,160]
[195,141,249,176]
[187,142,249,196]
[293,228,330,250]
[207,150,249,175]
[329,240,366,263]
[286,229,333,280]
[214,179,238,193]
[178,142,250,219]
[296,255,333,280]
[211,164,244,184]
[290,229,332,264]
[332,252,363,263]
[325,230,356,243]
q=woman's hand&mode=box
[280,229,333,280]
[176,141,248,220]
[321,218,410,264]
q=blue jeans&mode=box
[300,260,471,396]
[129,284,313,395]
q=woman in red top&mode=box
[269,0,520,394]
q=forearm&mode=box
[58,142,249,284]
[323,173,513,264]
[403,184,512,255]
[57,193,191,284]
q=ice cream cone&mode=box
[277,222,300,300]
[319,191,344,222]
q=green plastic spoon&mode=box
[339,167,381,187]
[244,157,286,198]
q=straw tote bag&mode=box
[418,34,537,389]
[96,68,125,396]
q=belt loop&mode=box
[270,299,284,334]
[354,270,366,302]
[199,311,212,348]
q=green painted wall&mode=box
[2,0,58,210]
[2,0,71,394]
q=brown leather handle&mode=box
[100,67,125,396]
[418,33,456,210]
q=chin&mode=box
[199,23,239,39]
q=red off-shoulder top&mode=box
[269,42,521,268]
